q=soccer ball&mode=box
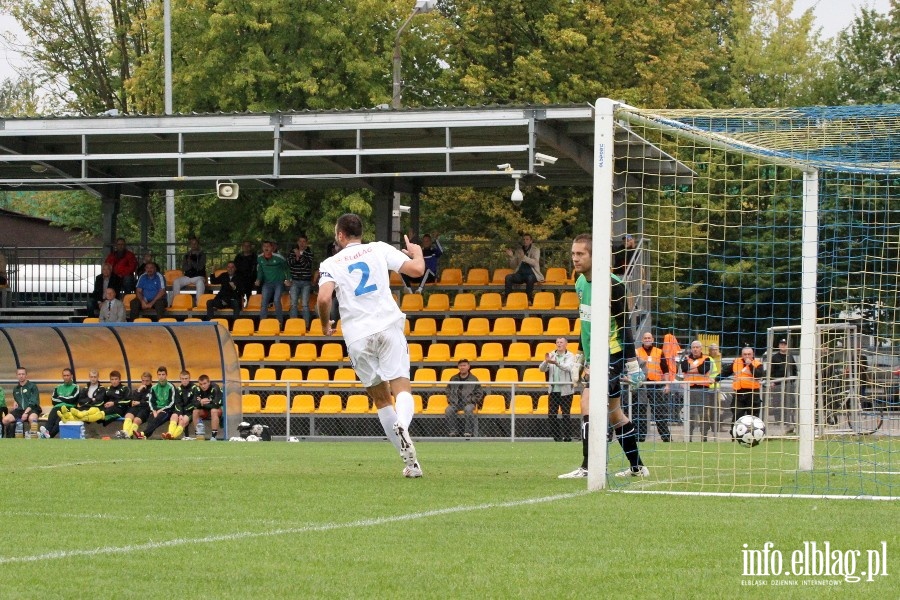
[250,423,264,436]
[246,434,260,442]
[732,415,766,447]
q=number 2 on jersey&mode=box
[348,262,378,297]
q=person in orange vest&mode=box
[718,346,765,422]
[680,340,712,442]
[634,332,672,442]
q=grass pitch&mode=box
[2,439,897,599]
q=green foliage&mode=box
[833,5,900,104]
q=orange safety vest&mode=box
[636,346,665,381]
[683,355,710,387]
[732,358,762,391]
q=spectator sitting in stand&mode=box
[104,237,138,293]
[504,233,544,302]
[402,233,443,294]
[444,358,485,438]
[170,237,207,305]
[99,287,127,323]
[130,261,167,320]
[206,262,246,320]
[87,263,122,318]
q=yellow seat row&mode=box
[399,291,578,313]
[390,267,573,287]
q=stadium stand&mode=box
[438,317,464,337]
[476,292,502,311]
[450,292,477,311]
[231,318,255,337]
[492,317,516,336]
[255,318,282,337]
[410,317,437,337]
[316,394,343,413]
[242,394,262,413]
[463,317,490,336]
[290,394,316,413]
[262,394,288,413]
[424,343,451,362]
[424,293,450,312]
[266,342,292,362]
[282,318,307,337]
[464,268,489,286]
[400,294,424,313]
[504,292,529,311]
[292,343,318,362]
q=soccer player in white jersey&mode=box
[317,213,426,477]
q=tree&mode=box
[0,74,44,116]
[833,4,899,105]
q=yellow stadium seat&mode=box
[82,317,99,323]
[252,367,277,387]
[292,343,318,362]
[389,271,404,286]
[266,342,292,361]
[477,342,504,363]
[463,317,490,336]
[195,294,217,311]
[410,317,437,337]
[244,295,263,313]
[168,294,194,312]
[450,292,477,312]
[240,367,250,381]
[492,317,516,336]
[316,394,343,413]
[211,318,229,330]
[568,341,579,354]
[412,367,437,388]
[518,317,544,336]
[479,394,507,414]
[133,316,152,323]
[183,317,202,322]
[231,318,255,337]
[332,367,360,387]
[424,293,450,312]
[439,367,457,382]
[303,367,330,388]
[506,342,532,362]
[282,318,307,337]
[543,267,569,285]
[476,292,502,311]
[290,394,316,413]
[470,368,491,383]
[511,394,534,414]
[122,293,136,308]
[423,394,449,414]
[572,320,581,335]
[465,268,490,286]
[557,291,579,310]
[522,368,547,390]
[424,343,451,362]
[544,317,571,336]
[319,342,345,362]
[164,269,183,286]
[571,394,581,414]
[504,292,529,311]
[438,317,464,337]
[535,395,549,414]
[531,291,556,311]
[452,342,477,362]
[255,318,281,337]
[400,294,424,312]
[491,268,513,285]
[262,394,288,414]
[408,342,424,362]
[439,268,463,286]
[532,342,556,361]
[280,367,304,383]
[344,394,372,414]
[240,343,265,362]
[241,394,262,413]
[307,320,325,336]
[412,394,425,413]
[494,367,519,383]
[158,317,178,323]
[404,320,410,336]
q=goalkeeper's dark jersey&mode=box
[196,382,223,409]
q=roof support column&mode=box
[101,196,119,249]
[373,189,392,244]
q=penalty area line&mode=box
[0,490,590,565]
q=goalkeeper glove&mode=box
[625,359,645,385]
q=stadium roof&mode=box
[0,104,694,198]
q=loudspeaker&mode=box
[216,180,239,200]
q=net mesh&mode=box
[606,104,899,498]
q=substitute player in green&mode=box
[559,234,649,478]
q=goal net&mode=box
[594,101,899,499]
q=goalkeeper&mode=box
[559,234,648,479]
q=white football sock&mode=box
[378,405,402,452]
[395,391,414,429]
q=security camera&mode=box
[510,175,523,205]
[534,152,558,165]
[216,180,239,200]
[497,163,512,171]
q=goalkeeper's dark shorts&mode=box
[608,352,625,400]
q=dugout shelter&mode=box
[0,322,241,438]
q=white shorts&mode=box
[346,321,410,388]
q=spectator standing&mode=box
[504,233,544,301]
[402,233,442,293]
[170,237,207,304]
[680,340,712,442]
[256,241,290,325]
[233,241,258,302]
[288,235,315,325]
[634,332,672,442]
[104,238,138,293]
[719,346,765,422]
[130,261,167,320]
[2,367,40,438]
[87,263,122,317]
[539,337,578,442]
[444,358,485,437]
[317,213,426,478]
[206,262,246,320]
[768,338,797,433]
[99,287,127,323]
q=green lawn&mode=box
[1,439,897,599]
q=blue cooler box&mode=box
[59,421,85,439]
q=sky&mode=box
[0,1,893,84]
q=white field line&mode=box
[0,491,590,565]
[25,456,227,470]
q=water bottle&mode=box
[15,420,24,438]
[195,419,206,440]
